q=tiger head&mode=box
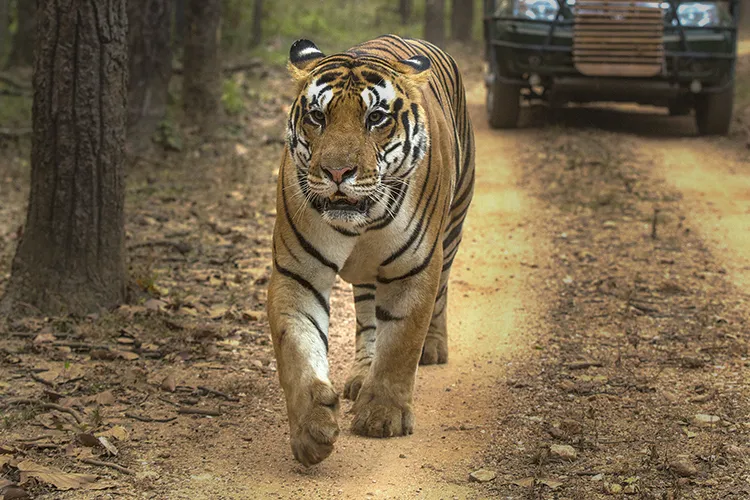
[285,39,432,227]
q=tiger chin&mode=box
[267,35,475,467]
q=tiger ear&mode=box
[288,39,325,83]
[393,55,431,84]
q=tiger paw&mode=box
[420,335,448,365]
[351,385,414,438]
[343,363,371,401]
[289,381,340,467]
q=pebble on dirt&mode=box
[549,444,578,461]
[469,469,496,483]
[692,414,720,426]
[669,458,699,477]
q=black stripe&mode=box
[274,260,330,316]
[376,306,403,322]
[355,283,376,290]
[356,325,376,337]
[354,293,375,303]
[282,189,339,272]
[303,312,328,352]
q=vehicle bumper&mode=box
[488,22,735,94]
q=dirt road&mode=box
[2,78,749,499]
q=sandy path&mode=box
[639,135,750,291]
[166,88,543,499]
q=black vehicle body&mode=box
[483,0,741,133]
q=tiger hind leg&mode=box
[420,272,450,365]
[344,283,376,400]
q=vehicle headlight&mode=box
[514,0,559,21]
[677,2,720,27]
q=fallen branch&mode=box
[3,398,83,424]
[197,386,239,402]
[29,373,55,387]
[124,412,176,423]
[0,89,30,97]
[0,71,31,90]
[177,406,221,417]
[0,128,32,139]
[81,458,134,475]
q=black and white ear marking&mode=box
[290,39,325,69]
[399,55,431,74]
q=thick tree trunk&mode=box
[183,0,221,131]
[0,0,8,62]
[451,0,474,41]
[174,0,186,47]
[2,0,128,316]
[7,0,35,68]
[399,0,413,24]
[127,0,173,152]
[250,0,264,48]
[424,0,446,47]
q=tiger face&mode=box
[286,40,432,227]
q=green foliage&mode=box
[222,0,429,62]
[221,78,245,115]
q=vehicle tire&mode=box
[486,77,520,129]
[694,82,734,136]
[668,100,691,117]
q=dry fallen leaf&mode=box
[85,390,115,406]
[511,477,535,488]
[99,426,129,442]
[116,351,140,361]
[161,374,177,392]
[77,433,99,448]
[539,478,563,490]
[98,436,118,456]
[16,459,98,490]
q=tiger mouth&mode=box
[315,195,371,214]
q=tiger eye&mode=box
[367,111,385,125]
[310,110,325,123]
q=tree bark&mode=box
[250,0,264,48]
[7,0,35,68]
[450,0,474,41]
[183,0,221,132]
[0,0,8,62]
[127,0,173,152]
[399,0,413,24]
[424,0,446,47]
[2,0,128,316]
[173,0,186,47]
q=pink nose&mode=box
[322,165,357,184]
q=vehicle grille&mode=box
[573,0,665,77]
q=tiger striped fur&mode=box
[267,35,475,467]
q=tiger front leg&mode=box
[267,265,339,467]
[351,261,440,438]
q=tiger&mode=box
[267,34,475,467]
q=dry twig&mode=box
[3,398,83,424]
[81,458,134,475]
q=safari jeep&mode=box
[483,0,741,134]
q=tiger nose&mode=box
[322,165,357,184]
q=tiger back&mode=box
[267,35,475,467]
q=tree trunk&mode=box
[7,0,35,68]
[174,0,186,47]
[424,0,445,46]
[2,0,128,316]
[250,0,264,48]
[183,0,221,132]
[399,0,412,24]
[0,0,8,63]
[450,0,474,41]
[127,0,173,152]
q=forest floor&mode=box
[1,46,749,499]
